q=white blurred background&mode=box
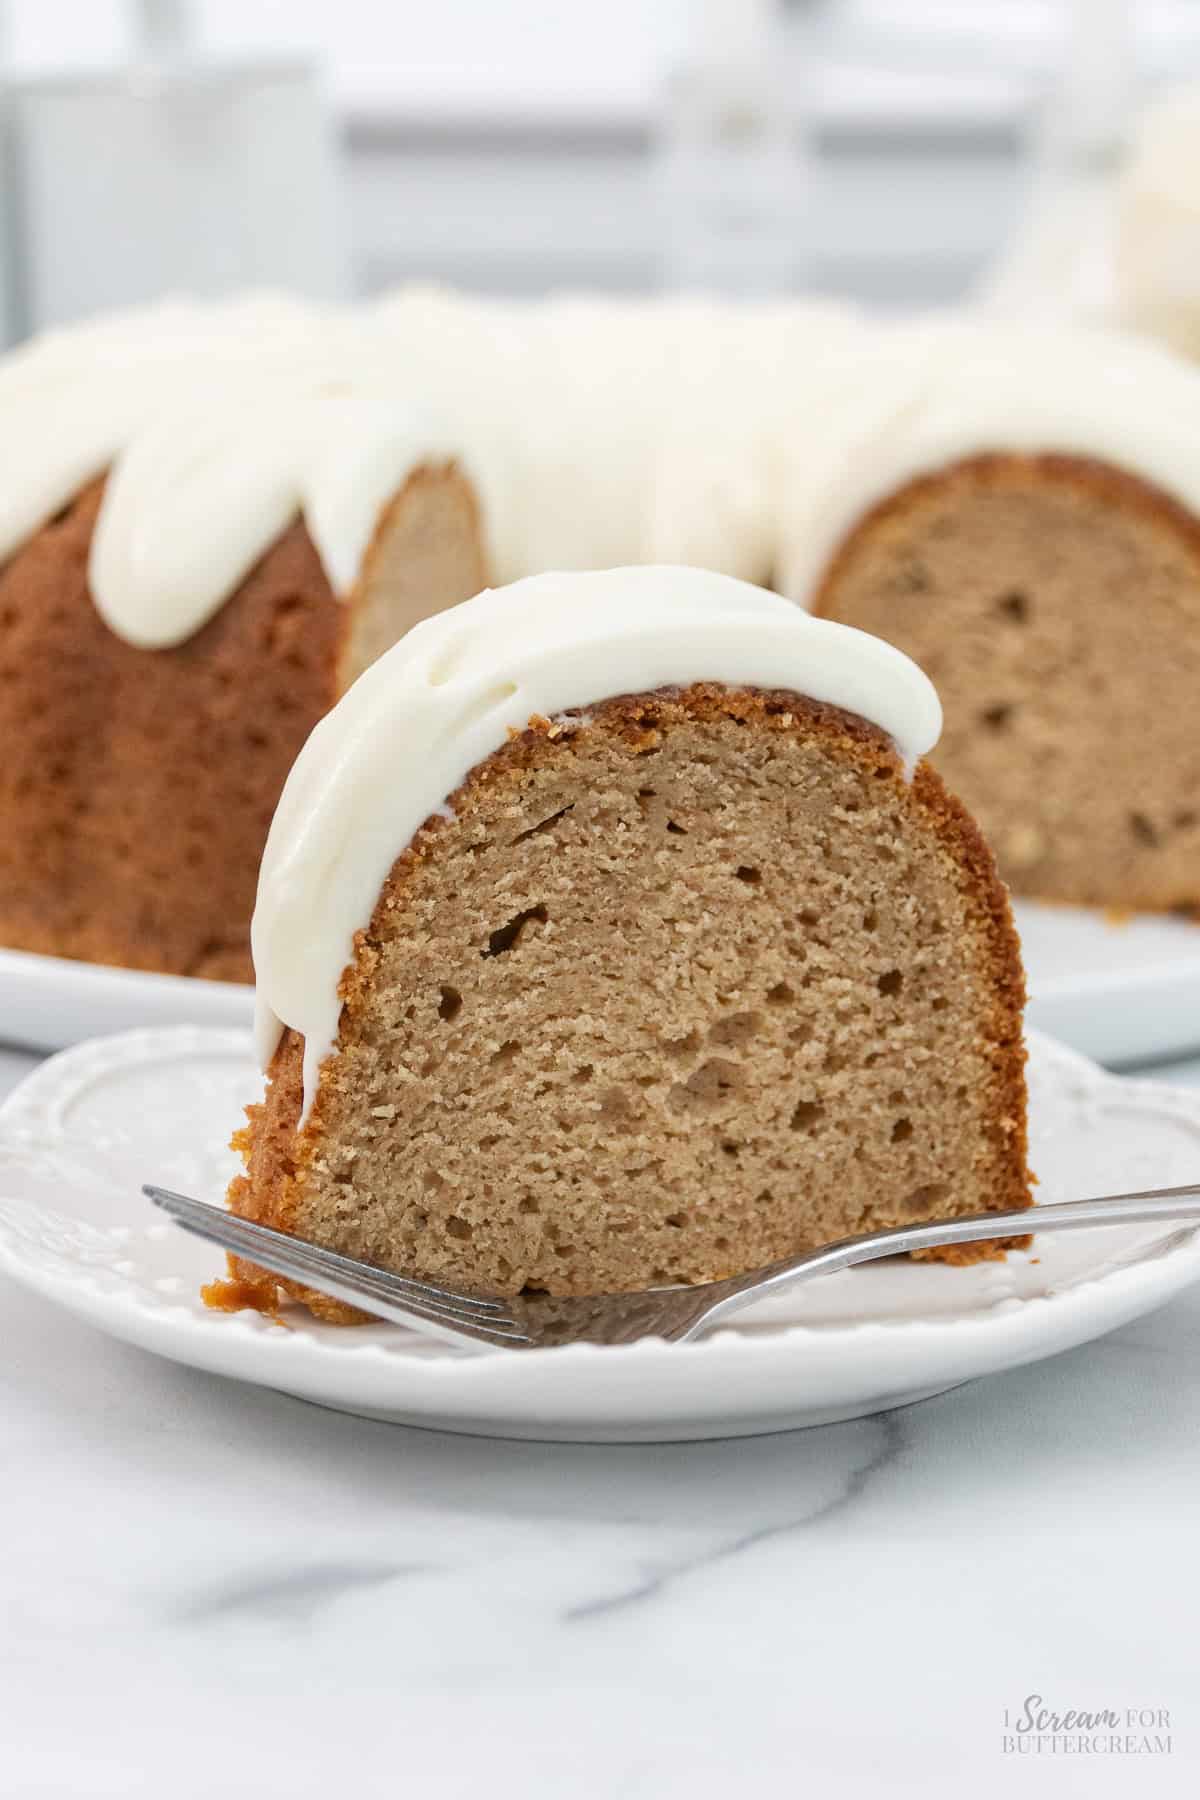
[1,0,1199,341]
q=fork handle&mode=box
[703,1183,1200,1329]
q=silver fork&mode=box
[146,1184,1200,1350]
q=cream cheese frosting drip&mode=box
[0,287,867,648]
[88,308,470,649]
[0,292,468,650]
[250,566,943,1117]
[7,292,1200,656]
[0,294,330,565]
[90,379,458,649]
[369,288,868,587]
[775,319,1200,603]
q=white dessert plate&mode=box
[1,1025,1198,1442]
[5,905,1200,1068]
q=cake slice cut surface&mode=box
[813,453,1200,912]
[222,568,1030,1318]
[777,322,1200,913]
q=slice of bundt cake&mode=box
[218,567,1030,1320]
[780,322,1200,913]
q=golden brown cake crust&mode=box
[222,684,1030,1321]
[815,451,1200,598]
[0,463,487,981]
[0,479,343,981]
[812,451,1200,913]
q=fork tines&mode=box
[143,1185,533,1347]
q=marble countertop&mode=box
[1,1039,1197,1797]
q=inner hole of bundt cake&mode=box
[291,693,1022,1296]
[815,459,1200,910]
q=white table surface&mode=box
[1,1037,1197,1799]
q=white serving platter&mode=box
[1015,900,1200,1067]
[0,945,252,1053]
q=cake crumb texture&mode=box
[815,453,1200,911]
[227,685,1030,1314]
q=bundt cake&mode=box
[217,568,1030,1321]
[4,292,1200,986]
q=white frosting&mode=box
[250,566,943,1117]
[1115,83,1200,361]
[0,288,865,649]
[370,289,866,588]
[0,293,469,649]
[774,319,1200,603]
[90,380,456,648]
[6,293,1200,652]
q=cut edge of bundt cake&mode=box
[336,461,489,691]
[811,452,1200,914]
